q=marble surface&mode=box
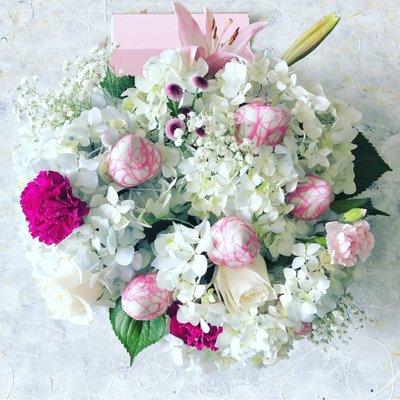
[1,0,400,399]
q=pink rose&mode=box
[20,171,89,245]
[286,174,333,220]
[108,134,162,188]
[207,216,260,268]
[326,220,375,267]
[121,273,172,320]
[234,103,291,147]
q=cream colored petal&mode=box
[215,255,276,313]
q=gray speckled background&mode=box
[0,1,399,399]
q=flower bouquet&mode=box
[14,2,391,370]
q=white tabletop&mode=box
[1,0,399,399]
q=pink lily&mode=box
[172,1,267,76]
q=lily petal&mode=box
[240,46,255,62]
[172,1,207,50]
[206,51,239,76]
[179,45,205,73]
[223,21,267,55]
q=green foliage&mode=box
[100,68,135,99]
[330,197,389,216]
[333,131,391,216]
[350,132,391,196]
[109,298,166,365]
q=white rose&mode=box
[215,255,276,313]
[34,261,102,325]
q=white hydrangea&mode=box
[14,41,363,369]
[216,60,251,105]
[152,221,212,303]
[216,306,293,366]
[178,124,300,257]
[276,244,331,324]
[122,49,208,130]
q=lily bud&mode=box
[282,13,340,66]
[342,208,367,223]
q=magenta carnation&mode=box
[20,171,89,245]
[167,303,223,351]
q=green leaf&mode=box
[267,255,293,280]
[100,68,135,99]
[109,298,166,365]
[314,236,327,247]
[350,132,391,196]
[331,197,389,216]
[331,197,369,213]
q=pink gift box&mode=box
[111,13,249,76]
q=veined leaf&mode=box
[109,298,166,365]
[350,132,392,196]
[331,197,389,216]
[100,68,135,99]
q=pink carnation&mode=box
[167,303,223,351]
[20,171,89,245]
[326,220,375,267]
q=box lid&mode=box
[111,13,249,76]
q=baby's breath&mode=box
[14,44,111,133]
[310,293,371,347]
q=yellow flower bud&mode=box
[342,208,367,223]
[282,13,340,66]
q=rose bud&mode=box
[207,216,260,268]
[121,272,172,321]
[286,174,333,220]
[108,133,162,188]
[234,103,291,147]
[326,220,375,267]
